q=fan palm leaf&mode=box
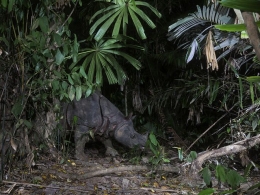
[89,0,161,41]
[71,38,142,85]
[168,3,231,41]
[167,2,244,64]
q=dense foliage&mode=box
[1,1,260,189]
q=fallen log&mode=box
[190,134,260,177]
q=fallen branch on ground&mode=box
[190,134,260,177]
[49,165,180,179]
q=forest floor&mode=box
[0,142,259,195]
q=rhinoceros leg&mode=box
[102,139,119,157]
[75,126,89,160]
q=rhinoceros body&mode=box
[64,91,147,160]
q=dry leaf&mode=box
[10,137,17,151]
[153,182,160,188]
[205,31,218,70]
[161,185,169,190]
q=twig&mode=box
[60,0,78,29]
[1,180,91,193]
[185,103,237,153]
[140,187,181,193]
[0,183,16,194]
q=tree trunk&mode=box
[242,12,260,60]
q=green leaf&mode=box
[219,0,260,13]
[23,120,33,129]
[68,75,74,85]
[149,133,158,146]
[75,86,82,101]
[52,80,60,91]
[11,98,23,119]
[128,7,146,39]
[135,1,162,18]
[149,142,159,156]
[85,88,92,97]
[219,189,237,194]
[177,148,183,161]
[89,4,119,24]
[252,118,258,131]
[39,16,49,33]
[62,81,68,90]
[105,49,142,70]
[32,18,39,30]
[189,151,197,160]
[202,166,212,186]
[198,188,215,195]
[112,10,124,37]
[88,55,96,83]
[53,33,62,46]
[216,165,226,183]
[98,52,118,84]
[80,66,88,79]
[72,34,79,62]
[246,76,260,83]
[54,70,62,78]
[1,0,7,8]
[226,170,245,189]
[68,86,75,101]
[55,49,65,65]
[94,9,122,41]
[215,21,260,32]
[71,72,81,85]
[130,5,156,29]
[90,6,121,36]
[163,158,170,163]
[7,0,15,12]
[95,53,102,84]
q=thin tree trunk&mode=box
[242,12,260,60]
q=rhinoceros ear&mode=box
[126,112,136,120]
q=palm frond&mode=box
[167,3,232,42]
[89,0,161,41]
[167,2,240,64]
[74,38,142,85]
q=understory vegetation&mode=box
[1,0,260,194]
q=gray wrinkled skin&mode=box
[64,91,147,160]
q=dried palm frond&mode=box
[205,31,218,70]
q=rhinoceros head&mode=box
[113,115,147,149]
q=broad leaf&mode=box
[215,21,260,32]
[202,166,212,186]
[216,165,226,183]
[220,0,260,13]
[39,16,49,33]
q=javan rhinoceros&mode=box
[64,91,147,160]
